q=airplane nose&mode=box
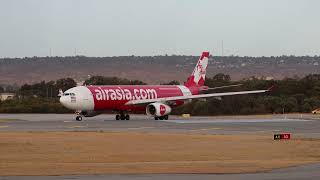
[59,95,77,110]
[59,96,67,106]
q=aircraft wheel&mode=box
[125,114,130,120]
[159,116,164,120]
[76,116,82,121]
[120,114,126,120]
[154,116,159,120]
[116,114,120,120]
[164,115,169,120]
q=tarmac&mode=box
[1,163,319,180]
[0,113,319,179]
[0,114,319,138]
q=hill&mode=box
[1,55,319,85]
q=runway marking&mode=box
[63,121,73,123]
[0,125,9,128]
[127,127,155,130]
[190,127,222,131]
[69,125,86,128]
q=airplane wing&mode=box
[125,86,274,105]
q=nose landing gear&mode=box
[75,110,83,121]
[75,116,83,121]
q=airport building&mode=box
[0,93,15,101]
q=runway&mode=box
[0,113,319,179]
[0,113,319,137]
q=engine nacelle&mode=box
[146,103,172,117]
[80,110,100,117]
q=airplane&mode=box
[59,52,273,121]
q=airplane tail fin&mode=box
[184,52,209,88]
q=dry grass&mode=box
[0,131,319,176]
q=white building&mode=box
[0,93,15,101]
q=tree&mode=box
[264,96,281,113]
[20,84,32,96]
[280,97,299,113]
[301,103,312,113]
[191,101,209,115]
[4,85,17,93]
[304,97,320,109]
[212,73,231,82]
[56,78,77,92]
[129,80,147,85]
[161,80,180,85]
[83,76,146,85]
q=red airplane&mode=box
[59,52,272,121]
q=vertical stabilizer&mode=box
[184,52,209,88]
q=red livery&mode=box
[59,52,271,121]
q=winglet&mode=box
[267,85,276,92]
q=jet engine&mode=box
[146,103,172,117]
[79,110,100,117]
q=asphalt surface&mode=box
[0,114,319,138]
[0,163,319,180]
[0,113,319,180]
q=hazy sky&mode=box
[0,0,320,57]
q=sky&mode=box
[0,0,320,57]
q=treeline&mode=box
[0,74,319,114]
[0,78,77,113]
[175,74,320,115]
[84,76,146,86]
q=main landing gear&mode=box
[154,115,169,120]
[115,112,130,120]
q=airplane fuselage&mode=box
[60,85,198,113]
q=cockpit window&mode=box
[63,93,76,96]
[63,93,75,96]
